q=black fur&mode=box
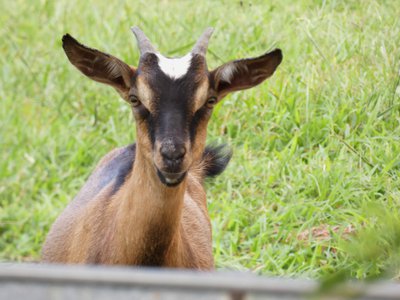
[138,53,206,150]
[109,144,136,195]
[71,144,136,208]
[202,144,232,178]
[190,106,209,143]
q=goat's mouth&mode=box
[156,168,187,187]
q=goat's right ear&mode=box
[210,49,282,100]
[62,34,135,97]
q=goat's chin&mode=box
[156,168,187,187]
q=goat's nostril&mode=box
[176,145,186,158]
[160,144,186,161]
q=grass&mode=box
[1,0,400,279]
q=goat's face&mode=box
[129,53,213,186]
[62,27,282,187]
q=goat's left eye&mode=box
[206,97,217,108]
[129,95,141,107]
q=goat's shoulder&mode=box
[42,144,136,262]
[71,143,136,208]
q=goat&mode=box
[41,27,282,269]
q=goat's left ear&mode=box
[210,49,282,99]
[62,34,135,98]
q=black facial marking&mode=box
[145,111,156,146]
[190,106,210,143]
[134,105,150,119]
[156,169,187,187]
[137,53,207,149]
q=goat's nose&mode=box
[160,142,186,161]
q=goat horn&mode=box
[131,26,157,55]
[192,27,214,56]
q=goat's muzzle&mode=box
[154,138,190,187]
[156,169,187,187]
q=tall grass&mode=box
[1,0,399,279]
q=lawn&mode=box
[1,0,399,279]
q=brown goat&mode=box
[41,27,282,269]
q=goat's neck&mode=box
[112,144,186,265]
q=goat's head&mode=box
[62,27,282,187]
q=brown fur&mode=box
[42,144,213,269]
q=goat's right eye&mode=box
[128,95,141,107]
[205,97,217,108]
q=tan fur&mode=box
[136,76,154,109]
[42,123,214,269]
[193,79,210,111]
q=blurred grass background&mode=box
[0,0,399,279]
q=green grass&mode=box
[1,0,400,279]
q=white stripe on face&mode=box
[156,53,192,79]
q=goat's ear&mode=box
[210,49,282,99]
[62,34,135,97]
